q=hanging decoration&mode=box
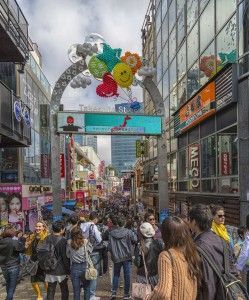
[96,72,118,98]
[88,56,108,79]
[97,43,122,72]
[121,51,142,74]
[199,55,221,78]
[112,62,134,88]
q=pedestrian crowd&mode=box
[0,197,249,300]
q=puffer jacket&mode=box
[135,238,164,277]
[108,226,137,263]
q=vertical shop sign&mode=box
[40,104,51,179]
[221,152,231,176]
[60,154,65,178]
[189,144,200,190]
[76,190,85,208]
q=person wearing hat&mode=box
[134,222,164,287]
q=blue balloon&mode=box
[130,101,141,111]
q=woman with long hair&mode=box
[147,216,202,300]
[66,226,93,300]
[0,225,26,300]
[210,205,230,243]
[25,221,49,300]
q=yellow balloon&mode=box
[112,63,133,88]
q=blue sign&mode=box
[23,107,31,127]
[13,101,22,122]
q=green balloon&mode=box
[88,56,108,79]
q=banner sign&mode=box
[174,82,215,136]
[221,152,231,176]
[189,144,200,191]
[57,112,162,136]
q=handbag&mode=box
[132,245,152,299]
[84,243,97,281]
[23,257,39,276]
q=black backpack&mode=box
[37,237,61,272]
[197,244,249,300]
[89,224,103,251]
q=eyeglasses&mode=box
[149,218,155,221]
[217,214,225,218]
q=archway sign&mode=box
[50,34,168,220]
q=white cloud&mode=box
[17,0,149,163]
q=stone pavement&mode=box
[0,265,134,299]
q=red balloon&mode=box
[96,72,119,98]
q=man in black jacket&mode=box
[188,204,230,300]
[108,215,137,300]
[45,221,70,300]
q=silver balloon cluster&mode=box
[76,43,98,58]
[70,74,91,89]
[138,66,156,77]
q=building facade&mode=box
[142,0,249,225]
[74,134,98,153]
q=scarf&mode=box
[211,221,230,243]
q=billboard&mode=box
[174,81,215,136]
[57,112,162,136]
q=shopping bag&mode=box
[132,282,152,299]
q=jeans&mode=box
[112,260,131,297]
[89,252,101,299]
[47,278,69,300]
[71,262,90,300]
[2,266,20,300]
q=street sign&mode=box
[57,111,162,136]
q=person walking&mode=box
[80,212,102,300]
[210,205,230,244]
[45,221,70,300]
[108,215,137,300]
[65,215,79,240]
[144,212,161,240]
[134,222,164,287]
[188,204,234,300]
[25,221,49,300]
[0,226,26,300]
[147,216,201,300]
[67,226,93,300]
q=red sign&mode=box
[76,190,85,208]
[41,154,51,178]
[221,152,231,176]
[89,172,95,180]
[60,154,65,178]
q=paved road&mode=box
[0,265,134,299]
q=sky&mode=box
[17,0,149,164]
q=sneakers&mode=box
[123,296,131,300]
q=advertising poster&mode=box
[0,185,23,230]
[76,190,85,209]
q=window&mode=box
[170,87,177,116]
[156,31,162,58]
[169,26,176,62]
[177,8,185,47]
[156,53,163,83]
[170,152,177,191]
[162,0,168,20]
[164,97,170,121]
[216,0,236,32]
[238,1,249,57]
[162,14,168,47]
[199,41,216,86]
[169,57,177,90]
[201,135,216,178]
[162,70,169,99]
[187,24,198,68]
[178,148,188,179]
[178,76,187,106]
[156,6,162,34]
[177,0,185,16]
[200,0,209,12]
[218,177,238,194]
[177,41,186,80]
[162,42,168,71]
[170,121,177,151]
[186,0,198,32]
[0,148,19,183]
[187,61,199,99]
[216,15,237,68]
[200,0,214,53]
[202,179,217,192]
[169,0,176,33]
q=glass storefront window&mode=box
[202,179,217,192]
[200,0,214,53]
[238,54,249,76]
[177,8,185,47]
[187,61,199,99]
[216,0,236,32]
[201,135,216,178]
[0,148,18,183]
[178,148,188,180]
[162,42,168,71]
[178,75,187,106]
[199,41,216,86]
[170,87,177,116]
[162,70,169,99]
[169,57,177,90]
[179,181,188,191]
[169,0,176,33]
[177,41,186,80]
[216,15,237,69]
[162,14,168,47]
[187,0,198,32]
[187,24,198,68]
[218,134,238,176]
[238,1,249,57]
[218,177,239,194]
[169,26,176,63]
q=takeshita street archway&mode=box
[50,34,168,219]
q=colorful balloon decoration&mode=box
[97,43,122,72]
[112,63,133,88]
[121,52,142,74]
[96,73,118,98]
[88,56,108,79]
[130,101,141,111]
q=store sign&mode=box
[13,101,31,127]
[57,112,162,136]
[60,154,65,178]
[189,144,200,189]
[216,65,237,111]
[221,152,231,176]
[41,154,51,178]
[174,82,215,136]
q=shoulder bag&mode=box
[84,242,97,280]
[132,244,152,299]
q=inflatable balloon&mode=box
[88,56,108,79]
[96,73,118,98]
[112,63,133,88]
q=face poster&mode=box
[0,185,23,230]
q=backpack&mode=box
[37,237,61,272]
[0,238,13,265]
[197,244,249,300]
[89,224,103,251]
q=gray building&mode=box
[74,135,97,153]
[141,0,249,226]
